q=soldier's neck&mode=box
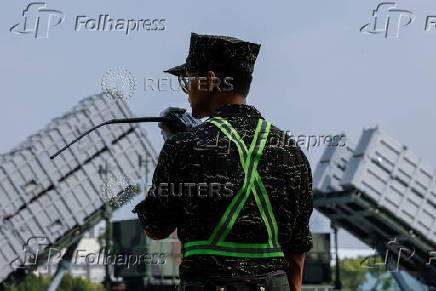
[209,93,246,113]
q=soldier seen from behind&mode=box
[133,32,314,291]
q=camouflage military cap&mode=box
[164,32,261,76]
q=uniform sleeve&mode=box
[132,137,182,239]
[286,150,314,253]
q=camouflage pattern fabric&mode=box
[112,219,147,278]
[132,104,313,281]
[177,273,290,290]
[164,32,261,76]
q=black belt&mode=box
[182,270,286,283]
[178,282,267,291]
[178,271,288,291]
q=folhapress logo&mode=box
[361,2,414,39]
[10,3,167,39]
[10,2,64,39]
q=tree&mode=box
[4,273,50,291]
[4,272,105,291]
[331,255,394,291]
[332,256,368,290]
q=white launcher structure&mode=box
[0,94,157,284]
[313,127,436,288]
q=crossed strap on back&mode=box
[181,117,284,259]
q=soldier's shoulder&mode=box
[268,123,311,165]
[165,121,216,150]
[164,131,195,152]
[268,124,299,150]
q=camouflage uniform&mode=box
[132,33,313,289]
[163,32,261,76]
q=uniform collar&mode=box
[210,104,262,119]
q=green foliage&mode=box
[367,260,394,291]
[331,255,394,291]
[4,272,105,291]
[332,256,368,290]
[4,273,50,291]
[59,272,105,291]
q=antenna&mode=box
[49,117,169,159]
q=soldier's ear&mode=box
[207,71,219,92]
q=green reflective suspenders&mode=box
[181,117,284,259]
